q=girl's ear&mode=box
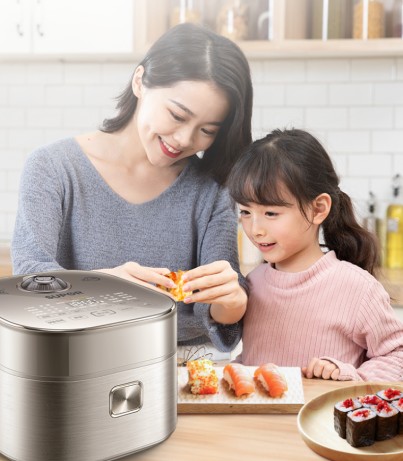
[312,193,331,225]
[132,65,145,98]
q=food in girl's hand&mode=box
[334,389,403,447]
[254,363,288,398]
[391,398,403,434]
[186,359,219,395]
[334,398,362,439]
[346,408,377,448]
[223,363,255,397]
[157,270,192,302]
[375,401,399,441]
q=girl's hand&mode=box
[181,260,247,324]
[94,262,175,292]
[302,358,340,380]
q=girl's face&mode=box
[133,67,230,167]
[239,188,329,272]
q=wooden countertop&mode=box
[0,378,380,461]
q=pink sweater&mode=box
[239,251,403,381]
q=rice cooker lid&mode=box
[0,270,175,332]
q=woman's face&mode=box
[133,68,230,167]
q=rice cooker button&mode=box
[110,382,143,417]
[91,309,116,317]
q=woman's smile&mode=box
[159,137,182,158]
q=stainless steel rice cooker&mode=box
[0,270,177,461]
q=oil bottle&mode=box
[386,174,403,269]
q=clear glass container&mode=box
[216,0,249,41]
[392,0,403,38]
[311,0,352,39]
[353,0,385,39]
[170,0,203,28]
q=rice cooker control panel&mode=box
[0,271,175,331]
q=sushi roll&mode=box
[254,363,288,398]
[346,408,376,448]
[223,363,255,397]
[186,359,219,395]
[334,398,362,439]
[377,388,403,402]
[359,394,383,410]
[391,398,403,434]
[375,400,399,441]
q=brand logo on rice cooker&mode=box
[45,291,83,299]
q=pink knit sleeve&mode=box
[323,280,403,382]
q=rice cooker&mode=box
[0,270,177,461]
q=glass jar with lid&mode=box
[353,0,385,39]
[170,0,203,28]
[216,0,249,41]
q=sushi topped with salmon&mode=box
[223,363,255,397]
[254,363,288,398]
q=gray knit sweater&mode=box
[12,138,245,351]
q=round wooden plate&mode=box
[297,383,403,461]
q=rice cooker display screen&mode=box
[67,298,100,308]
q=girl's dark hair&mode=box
[101,23,252,186]
[227,129,380,275]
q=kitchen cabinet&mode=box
[0,0,134,55]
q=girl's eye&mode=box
[169,110,185,122]
[239,209,250,216]
[201,128,217,137]
[265,211,278,217]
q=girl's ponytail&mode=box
[322,189,380,276]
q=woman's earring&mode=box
[196,151,205,158]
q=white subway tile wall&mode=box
[1,57,403,242]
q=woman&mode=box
[11,23,253,353]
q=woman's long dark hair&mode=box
[227,129,380,275]
[101,23,253,186]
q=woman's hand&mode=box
[94,262,175,293]
[181,260,247,324]
[302,358,340,380]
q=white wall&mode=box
[1,57,403,243]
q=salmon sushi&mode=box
[254,363,288,398]
[223,363,255,397]
[186,359,219,395]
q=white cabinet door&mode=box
[33,0,134,53]
[0,0,32,53]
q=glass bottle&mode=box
[386,174,403,269]
[353,0,385,39]
[311,0,352,39]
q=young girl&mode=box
[11,23,252,353]
[227,128,403,381]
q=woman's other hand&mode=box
[94,262,175,293]
[181,260,247,324]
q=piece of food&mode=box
[157,270,192,302]
[391,398,403,434]
[375,400,399,441]
[223,363,255,397]
[359,394,383,409]
[346,408,376,448]
[254,363,288,398]
[377,388,403,402]
[334,398,362,439]
[186,359,219,395]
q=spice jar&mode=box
[170,0,202,28]
[216,0,249,41]
[353,0,385,39]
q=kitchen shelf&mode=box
[1,38,403,62]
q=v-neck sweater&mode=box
[11,137,245,351]
[239,251,403,381]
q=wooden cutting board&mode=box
[177,366,304,414]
